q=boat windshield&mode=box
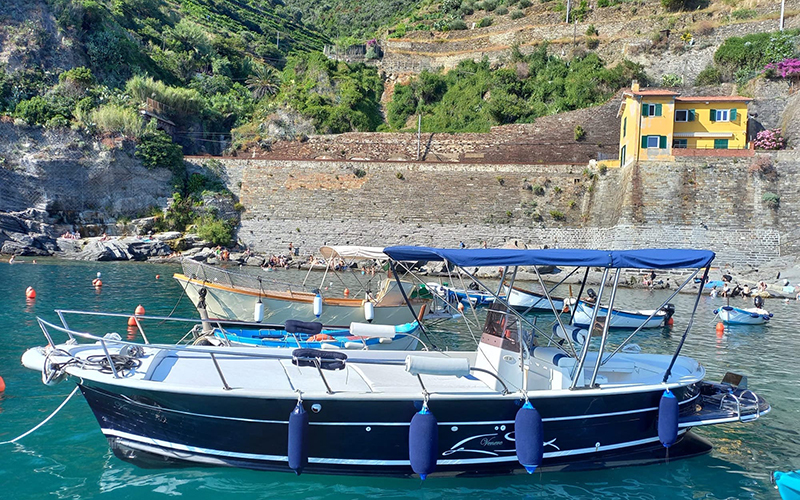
[482,302,532,353]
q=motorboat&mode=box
[211,319,422,351]
[174,246,430,326]
[714,305,771,325]
[569,299,674,329]
[22,247,769,477]
[425,282,498,308]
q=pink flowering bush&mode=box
[764,58,800,78]
[753,129,786,150]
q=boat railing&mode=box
[35,317,507,396]
[180,259,312,295]
[720,389,762,422]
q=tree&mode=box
[246,65,281,100]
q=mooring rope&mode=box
[0,386,79,445]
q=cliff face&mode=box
[0,122,173,221]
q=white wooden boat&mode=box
[502,284,566,313]
[175,246,430,326]
[570,300,672,329]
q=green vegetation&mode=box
[711,30,799,82]
[386,46,645,133]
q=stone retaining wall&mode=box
[206,155,796,267]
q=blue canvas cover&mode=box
[384,246,714,270]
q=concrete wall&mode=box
[211,154,795,266]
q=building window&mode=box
[647,135,659,148]
[714,139,729,149]
[673,139,687,149]
[714,109,729,122]
[675,110,688,122]
[642,103,662,117]
[623,117,627,138]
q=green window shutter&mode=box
[642,103,648,117]
[710,109,716,122]
[641,136,648,148]
[730,108,737,120]
[623,117,627,137]
[659,135,667,149]
[688,109,695,121]
[655,103,662,116]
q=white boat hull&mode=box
[503,285,565,312]
[176,274,424,326]
[571,301,666,329]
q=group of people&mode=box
[261,254,292,270]
[60,231,80,239]
[710,280,770,298]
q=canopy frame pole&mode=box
[570,267,609,390]
[533,265,577,357]
[568,267,591,325]
[497,266,509,297]
[662,265,710,383]
[589,268,621,387]
[602,266,703,364]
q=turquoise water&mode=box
[0,259,797,499]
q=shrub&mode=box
[478,16,494,27]
[135,128,185,177]
[714,30,799,73]
[15,96,56,125]
[574,124,585,141]
[762,192,780,209]
[694,21,714,36]
[749,155,777,180]
[194,214,233,246]
[91,104,143,137]
[532,184,545,195]
[764,58,800,79]
[550,209,565,220]
[396,171,405,179]
[695,66,722,85]
[585,37,599,49]
[597,0,620,6]
[496,6,509,15]
[449,19,468,30]
[353,167,367,178]
[753,129,786,150]
[586,24,598,37]
[661,73,683,86]
[598,164,608,175]
[731,8,756,20]
[519,0,532,7]
[511,9,525,19]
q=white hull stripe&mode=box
[111,391,698,427]
[102,428,686,466]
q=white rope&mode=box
[0,386,79,445]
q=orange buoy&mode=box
[128,305,145,326]
[667,317,674,326]
[92,279,103,287]
[457,302,465,313]
[562,305,570,313]
[343,288,350,297]
[25,286,36,299]
[715,322,725,336]
[0,375,5,392]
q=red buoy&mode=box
[128,304,146,326]
[25,286,36,299]
[667,317,674,326]
[0,375,5,392]
[343,288,350,297]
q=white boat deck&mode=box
[28,342,703,400]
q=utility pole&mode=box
[416,115,421,161]
[565,0,571,24]
[780,0,785,30]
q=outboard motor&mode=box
[754,296,765,309]
[660,303,676,323]
[587,288,597,300]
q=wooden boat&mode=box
[502,284,566,313]
[21,247,769,478]
[569,299,673,329]
[174,246,430,326]
[425,282,498,308]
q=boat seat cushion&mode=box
[531,346,572,367]
[285,320,323,335]
[552,324,587,345]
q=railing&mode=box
[181,259,313,294]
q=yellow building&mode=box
[617,82,752,167]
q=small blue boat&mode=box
[774,470,800,500]
[213,319,422,350]
[713,305,771,325]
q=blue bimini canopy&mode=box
[383,247,715,270]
